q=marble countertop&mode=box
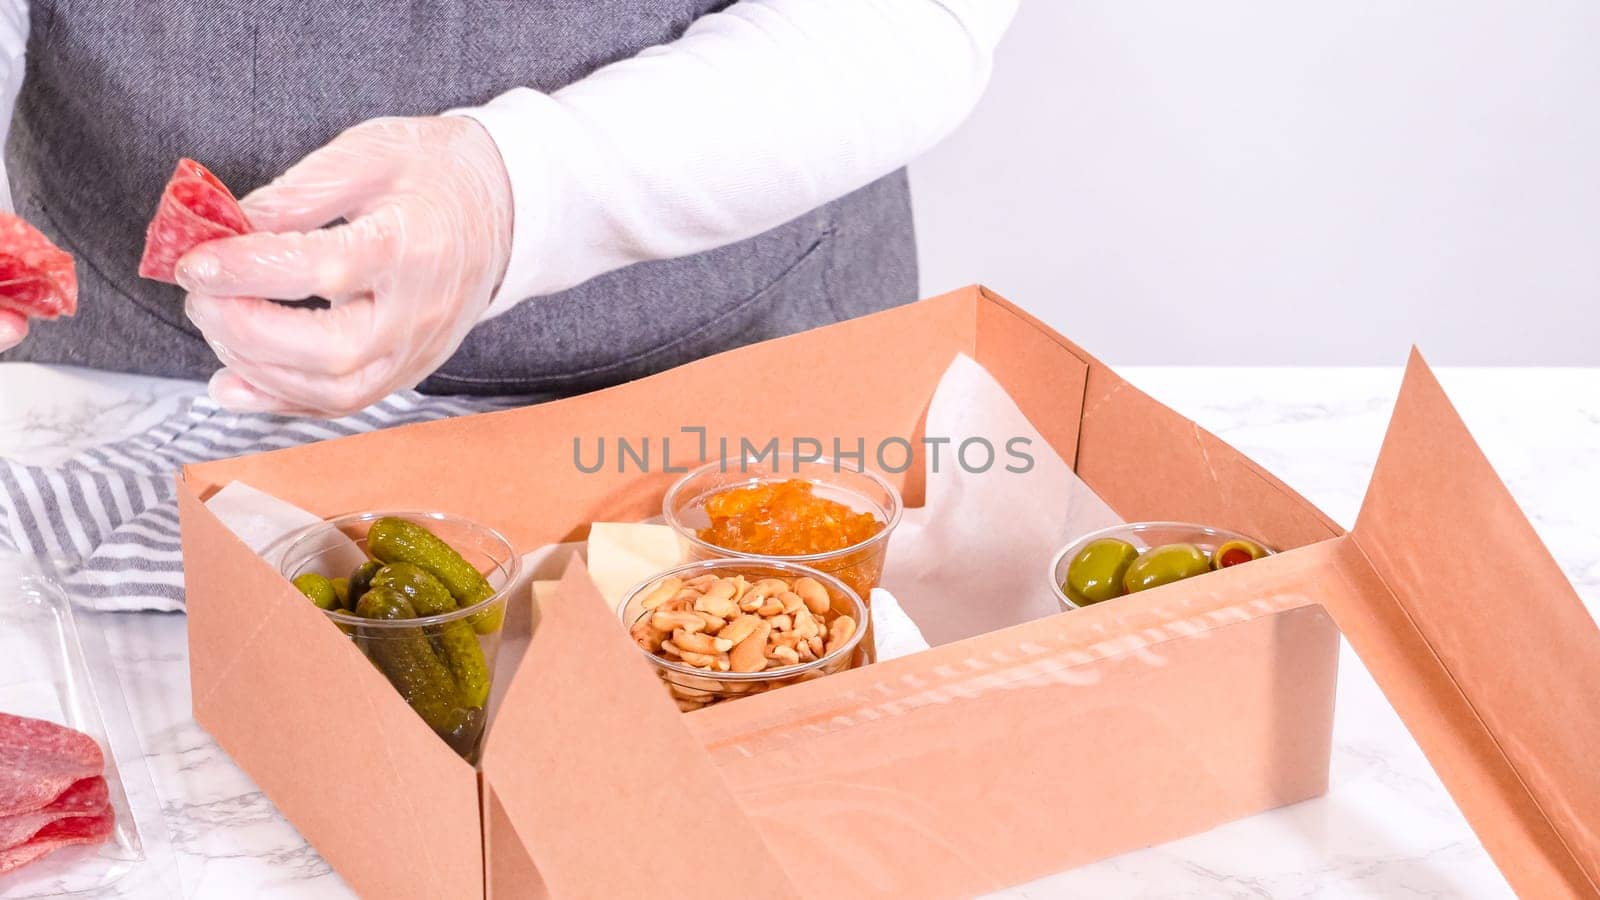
[3,361,1595,899]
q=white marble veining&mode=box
[3,361,1596,899]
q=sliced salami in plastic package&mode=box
[0,556,178,897]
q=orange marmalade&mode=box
[697,479,885,557]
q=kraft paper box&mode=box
[175,286,1600,899]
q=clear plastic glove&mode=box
[175,116,514,417]
[0,311,24,351]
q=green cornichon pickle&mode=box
[371,562,455,615]
[292,572,340,610]
[347,560,383,610]
[355,587,481,747]
[367,517,503,635]
[371,563,492,707]
[443,707,488,762]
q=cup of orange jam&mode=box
[663,455,903,613]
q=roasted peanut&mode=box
[640,577,685,611]
[651,610,706,633]
[702,578,737,604]
[694,592,740,619]
[673,629,723,655]
[793,608,820,640]
[678,648,718,668]
[793,577,830,615]
[825,615,857,654]
[729,621,772,673]
[631,620,665,652]
[668,681,714,701]
[718,614,763,647]
[748,578,790,598]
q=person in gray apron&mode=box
[0,1,1017,417]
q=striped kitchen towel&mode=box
[0,391,527,611]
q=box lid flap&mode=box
[178,484,483,900]
[480,558,801,899]
[1344,351,1600,897]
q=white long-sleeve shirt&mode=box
[0,1,1016,319]
[0,0,24,213]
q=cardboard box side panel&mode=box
[1070,360,1341,551]
[1326,538,1594,899]
[178,289,982,550]
[484,786,549,900]
[1350,354,1600,895]
[481,560,802,900]
[700,606,1338,898]
[683,544,1344,897]
[972,296,1089,468]
[972,286,1340,552]
[688,538,1342,751]
[178,482,484,900]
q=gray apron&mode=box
[2,1,916,396]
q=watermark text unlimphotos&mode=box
[572,427,1034,475]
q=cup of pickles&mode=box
[275,511,520,762]
[1049,521,1272,611]
[662,454,903,603]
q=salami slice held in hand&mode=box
[138,159,253,284]
[0,213,77,320]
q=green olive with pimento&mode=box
[1211,538,1267,569]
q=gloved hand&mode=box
[176,116,514,417]
[0,311,24,352]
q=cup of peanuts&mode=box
[618,558,870,712]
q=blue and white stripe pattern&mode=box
[0,391,521,611]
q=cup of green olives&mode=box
[1049,522,1272,611]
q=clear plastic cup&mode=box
[618,558,870,712]
[274,510,520,763]
[1049,521,1275,611]
[662,454,902,604]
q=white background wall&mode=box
[909,2,1600,365]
